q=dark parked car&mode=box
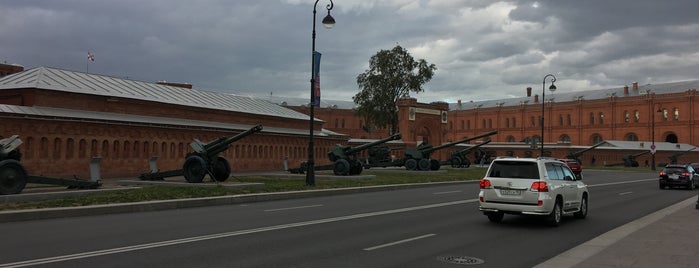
[558,158,582,179]
[659,164,697,190]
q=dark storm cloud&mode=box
[2,0,699,103]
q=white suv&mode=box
[478,157,589,226]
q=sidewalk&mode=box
[536,196,699,268]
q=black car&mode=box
[659,164,697,190]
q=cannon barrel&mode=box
[424,130,498,153]
[631,150,650,158]
[345,133,402,155]
[567,141,606,158]
[453,139,491,154]
[191,125,263,157]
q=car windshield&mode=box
[489,161,540,179]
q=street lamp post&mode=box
[651,106,662,171]
[541,74,557,157]
[307,0,335,186]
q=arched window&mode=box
[589,112,595,125]
[591,134,603,144]
[599,112,604,124]
[626,133,638,141]
[506,136,515,142]
[624,110,630,123]
[560,135,571,143]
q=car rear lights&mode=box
[683,172,691,177]
[479,179,492,189]
[530,181,548,192]
[659,171,666,176]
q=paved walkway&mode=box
[536,196,699,268]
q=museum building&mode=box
[1,63,698,180]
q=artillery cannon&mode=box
[448,139,491,168]
[668,147,696,164]
[401,130,498,171]
[565,141,606,165]
[140,124,263,183]
[289,133,402,176]
[604,150,650,167]
[0,135,101,195]
[364,145,394,166]
[327,133,402,175]
[623,151,650,167]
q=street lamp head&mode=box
[322,12,335,28]
[549,83,557,92]
[321,1,335,29]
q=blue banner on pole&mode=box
[313,51,321,107]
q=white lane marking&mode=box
[619,191,633,196]
[0,178,657,267]
[587,178,656,187]
[264,204,323,212]
[433,190,462,195]
[0,199,477,268]
[363,234,436,251]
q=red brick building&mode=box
[0,67,346,179]
[2,64,697,180]
[278,81,699,166]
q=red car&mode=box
[558,159,583,179]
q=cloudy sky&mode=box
[2,0,699,104]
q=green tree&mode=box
[354,45,436,134]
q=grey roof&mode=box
[0,104,337,137]
[597,140,697,152]
[0,67,313,121]
[266,95,358,109]
[449,80,699,110]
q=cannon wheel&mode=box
[0,160,28,195]
[209,157,231,182]
[430,159,441,170]
[450,157,462,168]
[462,158,471,168]
[405,159,418,170]
[349,161,363,175]
[183,155,208,183]
[333,159,351,176]
[418,159,431,171]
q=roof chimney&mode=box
[534,94,539,103]
[457,99,462,107]
[632,82,638,90]
[526,87,532,97]
[624,85,629,95]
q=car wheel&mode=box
[574,196,588,219]
[487,212,504,223]
[547,200,562,227]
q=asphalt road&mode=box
[0,170,695,268]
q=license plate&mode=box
[500,189,521,195]
[669,174,679,179]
